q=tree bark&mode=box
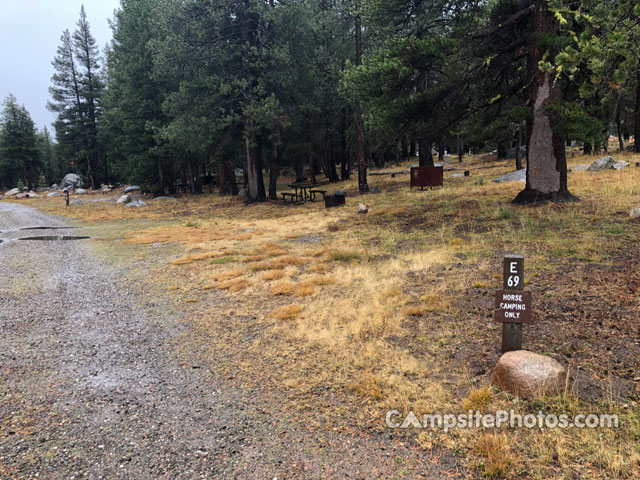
[354,1,368,193]
[418,139,434,167]
[268,128,280,200]
[513,0,577,204]
[219,160,239,196]
[294,156,306,183]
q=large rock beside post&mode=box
[492,350,566,398]
[60,173,83,189]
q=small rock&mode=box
[101,187,112,194]
[5,188,20,196]
[630,208,640,218]
[75,188,88,194]
[371,186,381,194]
[123,185,141,194]
[492,350,567,398]
[153,196,177,201]
[613,161,629,170]
[237,188,247,198]
[16,192,28,199]
[357,203,368,214]
[116,195,131,204]
[587,156,616,171]
[50,183,59,190]
[70,198,83,206]
[450,173,464,178]
[126,200,148,208]
[47,192,61,197]
[26,192,42,198]
[493,169,526,183]
[335,190,346,196]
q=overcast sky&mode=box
[0,0,121,132]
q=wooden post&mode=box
[502,254,524,352]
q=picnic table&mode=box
[282,183,326,203]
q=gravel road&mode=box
[0,202,450,479]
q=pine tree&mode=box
[0,95,40,190]
[48,6,104,189]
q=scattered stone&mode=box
[60,173,83,189]
[101,187,112,194]
[492,350,567,398]
[16,193,28,199]
[450,173,464,178]
[153,196,177,201]
[47,192,61,197]
[493,169,526,183]
[116,195,132,204]
[123,185,141,194]
[587,156,616,171]
[70,198,83,206]
[613,161,629,170]
[630,208,640,218]
[75,188,88,195]
[126,200,148,208]
[50,183,59,190]
[371,186,381,194]
[357,203,368,214]
[570,164,589,172]
[237,188,247,198]
[26,192,42,198]
[5,188,20,196]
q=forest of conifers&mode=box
[1,0,639,202]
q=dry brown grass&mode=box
[260,270,286,281]
[216,278,251,292]
[212,269,244,282]
[271,280,294,296]
[269,304,302,320]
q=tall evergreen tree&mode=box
[48,6,104,189]
[0,95,40,190]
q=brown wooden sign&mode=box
[410,166,444,188]
[495,289,533,324]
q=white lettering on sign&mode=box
[510,262,517,273]
[502,293,523,301]
[500,303,526,310]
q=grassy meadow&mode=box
[25,150,640,479]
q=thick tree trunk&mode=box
[294,156,306,183]
[245,125,263,201]
[219,160,239,196]
[497,141,508,160]
[513,0,577,204]
[418,139,434,167]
